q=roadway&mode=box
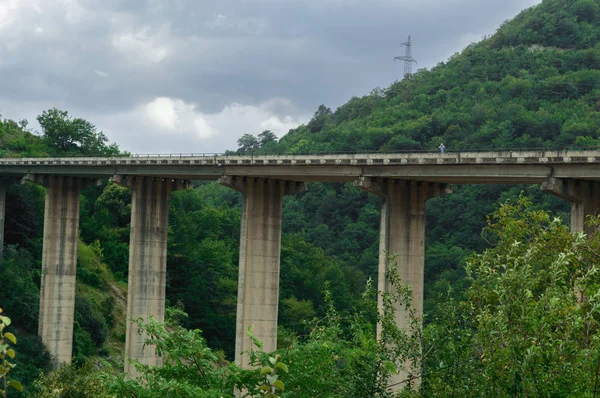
[0,149,598,184]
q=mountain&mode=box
[261,0,600,154]
[237,0,600,312]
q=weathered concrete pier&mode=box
[111,175,191,376]
[1,149,600,388]
[219,176,306,368]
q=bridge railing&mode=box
[0,147,600,159]
[128,147,597,158]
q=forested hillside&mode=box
[267,0,600,154]
[238,0,600,311]
[2,0,600,395]
[0,110,127,393]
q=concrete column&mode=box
[0,178,18,257]
[0,184,7,258]
[355,177,450,390]
[541,178,600,234]
[219,176,305,369]
[111,176,191,377]
[26,175,95,369]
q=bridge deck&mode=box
[0,150,599,184]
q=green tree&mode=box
[306,105,333,133]
[237,134,260,154]
[30,257,423,397]
[37,108,120,156]
[258,130,278,147]
[573,0,599,22]
[81,183,132,279]
[423,196,600,397]
[30,360,111,398]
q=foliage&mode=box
[27,194,600,396]
[0,247,52,396]
[102,309,239,398]
[0,109,125,392]
[258,130,278,148]
[0,309,23,397]
[73,294,109,363]
[422,196,600,396]
[166,187,240,355]
[30,360,111,398]
[236,134,260,154]
[306,105,333,134]
[242,329,289,398]
[0,248,40,333]
[0,117,48,158]
[77,241,111,289]
[31,255,423,397]
[37,108,120,156]
[235,130,279,154]
[254,353,287,397]
[80,183,132,279]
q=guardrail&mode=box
[0,150,599,166]
[2,146,600,159]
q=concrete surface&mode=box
[220,176,305,369]
[111,176,191,377]
[356,177,450,391]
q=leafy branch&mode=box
[0,308,22,397]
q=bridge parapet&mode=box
[0,149,599,168]
[0,150,599,184]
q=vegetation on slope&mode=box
[30,198,600,397]
[262,0,600,154]
[0,111,127,394]
[234,0,600,312]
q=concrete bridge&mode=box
[2,149,600,385]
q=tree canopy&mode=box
[37,108,120,156]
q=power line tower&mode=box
[394,35,417,79]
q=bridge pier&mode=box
[541,178,600,234]
[26,175,96,369]
[0,178,19,257]
[0,183,6,257]
[219,176,305,369]
[355,177,450,390]
[111,176,191,377]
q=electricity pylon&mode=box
[394,35,417,79]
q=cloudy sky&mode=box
[0,0,540,154]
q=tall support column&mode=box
[0,177,18,257]
[355,177,450,390]
[26,175,95,369]
[111,176,191,377]
[219,176,305,369]
[541,178,600,234]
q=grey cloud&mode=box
[0,0,540,153]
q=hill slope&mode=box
[264,0,600,154]
[234,0,599,313]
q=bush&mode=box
[30,360,112,398]
[77,241,110,289]
[74,296,109,351]
[0,247,40,332]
